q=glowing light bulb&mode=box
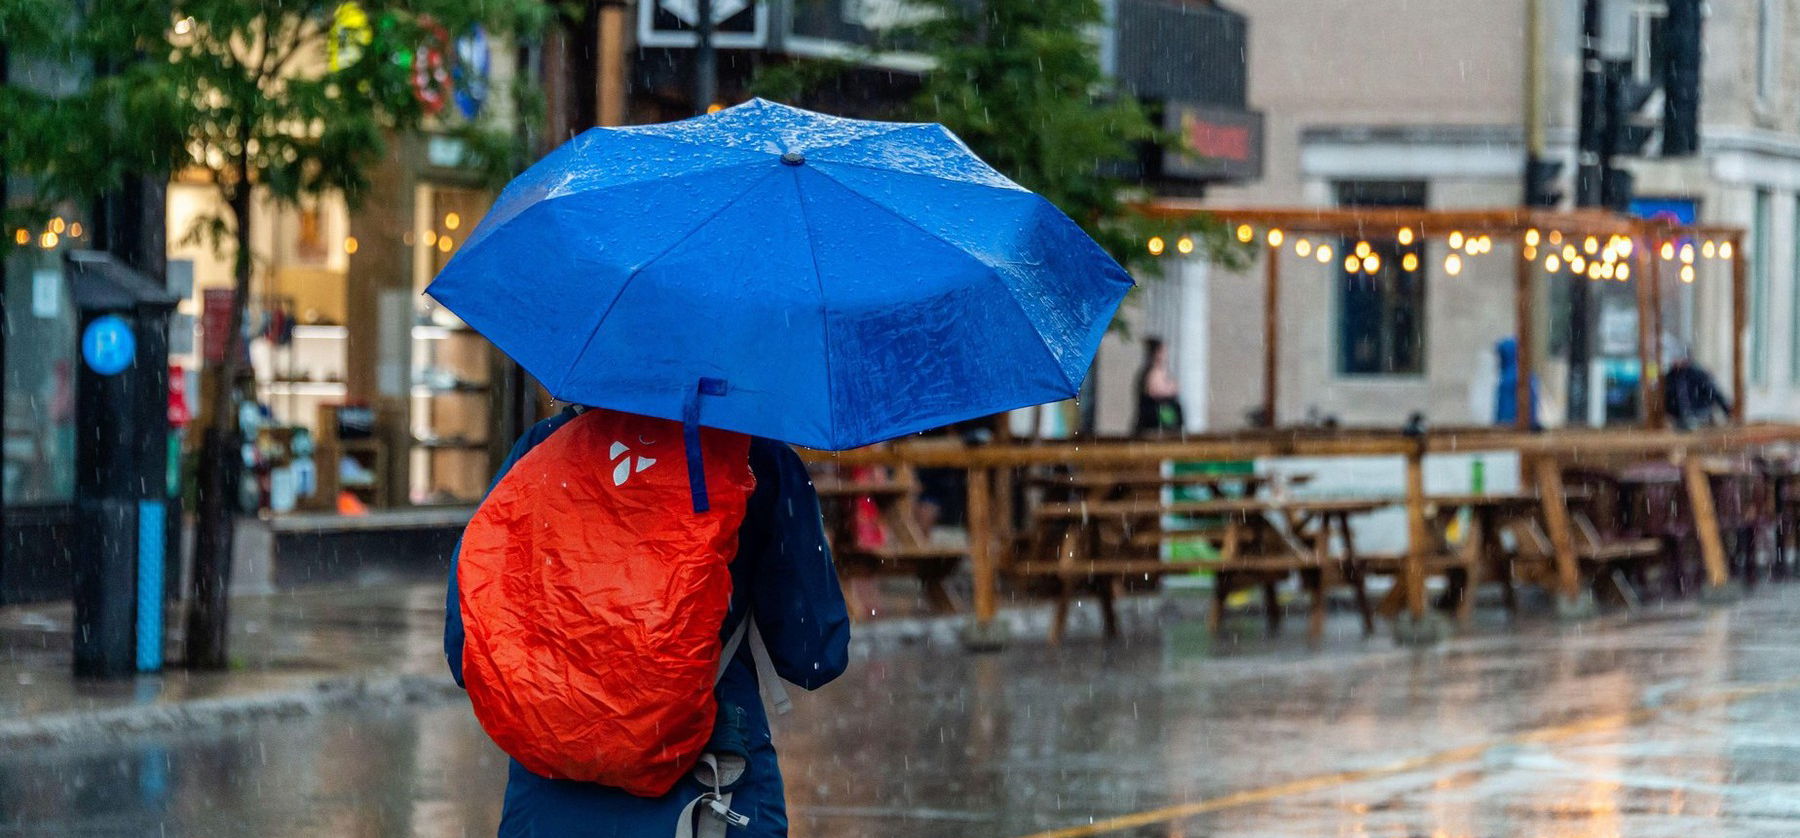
[1401,252,1419,272]
[1294,239,1311,257]
[1702,240,1716,258]
[39,231,58,249]
[1147,236,1165,256]
[1344,254,1361,273]
[1267,228,1284,247]
[1680,243,1695,264]
[1617,264,1630,280]
[1355,241,1372,258]
[445,212,461,230]
[438,235,454,252]
[1583,236,1598,255]
[1525,228,1541,247]
[1680,264,1696,283]
[1549,230,1564,245]
[1176,236,1194,255]
[1316,244,1334,263]
[1397,227,1415,245]
[1570,256,1587,275]
[1660,241,1674,260]
[1448,231,1465,249]
[1720,241,1735,259]
[344,236,359,255]
[1546,254,1562,273]
[1444,253,1463,276]
[1235,224,1254,243]
[1362,253,1381,273]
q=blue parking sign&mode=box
[82,315,136,376]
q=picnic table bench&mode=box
[812,468,968,619]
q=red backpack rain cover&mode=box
[457,408,754,796]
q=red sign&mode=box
[202,288,235,363]
[168,364,192,428]
[1162,104,1264,182]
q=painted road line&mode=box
[1013,678,1800,838]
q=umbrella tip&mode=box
[780,150,806,166]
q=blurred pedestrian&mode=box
[1665,355,1732,430]
[1133,337,1185,436]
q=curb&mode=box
[0,673,462,749]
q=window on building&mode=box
[1628,1,1668,85]
[1751,188,1771,385]
[1335,181,1427,376]
[2,248,78,505]
[1758,0,1779,104]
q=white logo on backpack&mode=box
[609,441,657,486]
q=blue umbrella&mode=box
[428,99,1132,458]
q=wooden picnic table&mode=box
[810,467,969,619]
[1017,494,1392,641]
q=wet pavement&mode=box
[5,587,1800,837]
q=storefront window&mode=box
[3,248,78,504]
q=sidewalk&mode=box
[0,581,1173,748]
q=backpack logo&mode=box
[609,441,658,486]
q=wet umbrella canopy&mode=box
[427,99,1132,451]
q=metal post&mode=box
[694,0,716,115]
[1261,244,1279,426]
[1568,0,1603,424]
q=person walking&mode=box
[1133,337,1185,436]
[445,406,851,837]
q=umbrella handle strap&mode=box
[684,378,729,513]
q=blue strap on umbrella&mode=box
[684,378,729,513]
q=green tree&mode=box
[759,0,1244,275]
[7,0,544,668]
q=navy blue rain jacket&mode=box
[445,410,851,837]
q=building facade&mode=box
[1097,0,1800,433]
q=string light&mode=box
[1583,236,1598,255]
[1176,236,1194,255]
[1147,236,1165,256]
[1316,244,1334,263]
[1344,254,1361,273]
[1266,228,1285,247]
[1720,241,1735,259]
[68,222,82,238]
[1355,241,1372,258]
[1601,262,1616,280]
[1549,230,1564,245]
[11,229,26,246]
[49,217,65,234]
[1680,243,1695,264]
[1562,244,1578,262]
[1571,255,1588,275]
[1702,240,1716,258]
[1680,264,1696,283]
[1401,252,1419,272]
[39,231,58,249]
[1546,254,1562,273]
[1586,262,1602,280]
[343,236,359,255]
[1235,224,1254,243]
[1525,228,1541,247]
[1617,263,1630,280]
[437,235,454,252]
[1445,253,1463,276]
[1616,237,1633,257]
[1659,241,1674,260]
[444,212,461,230]
[1523,245,1538,260]
[423,229,438,247]
[1397,227,1415,245]
[1448,231,1465,249]
[1294,239,1311,257]
[1362,253,1382,273]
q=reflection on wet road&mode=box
[7,589,1800,837]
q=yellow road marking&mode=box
[1013,678,1800,838]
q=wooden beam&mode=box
[1533,457,1583,601]
[1262,244,1280,426]
[1514,235,1536,431]
[1402,443,1430,620]
[807,425,1800,469]
[1647,251,1666,429]
[1683,455,1731,588]
[1139,204,1744,241]
[596,3,628,127]
[965,467,998,627]
[1731,231,1748,423]
[1635,242,1657,428]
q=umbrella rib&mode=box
[805,166,1078,395]
[788,168,838,448]
[553,166,787,398]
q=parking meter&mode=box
[67,251,177,677]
